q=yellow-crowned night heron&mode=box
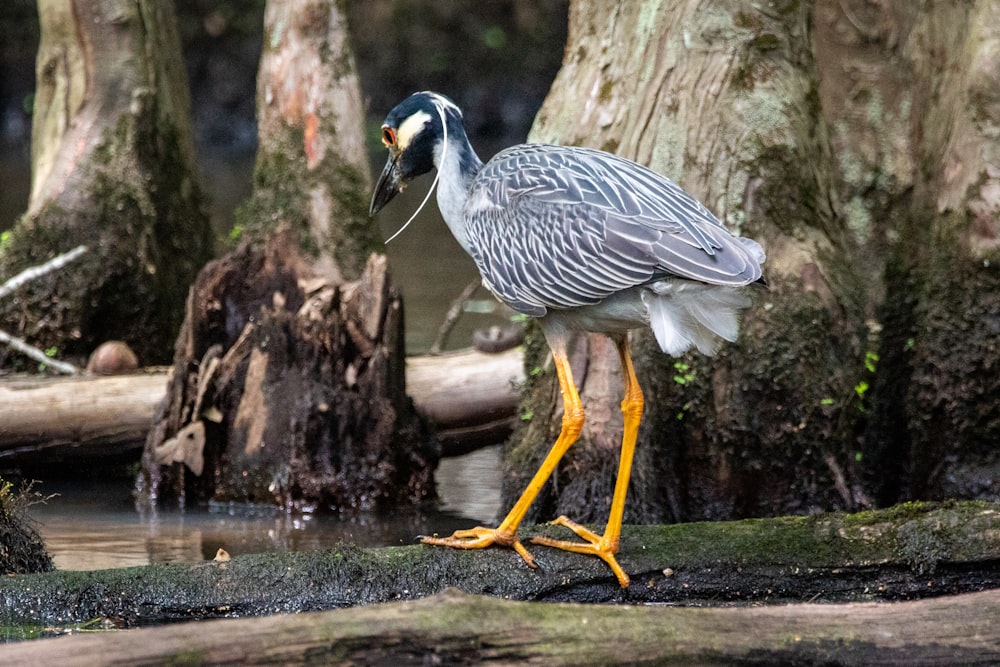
[370,91,765,587]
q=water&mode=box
[30,445,504,571]
[375,175,511,353]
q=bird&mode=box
[370,91,765,588]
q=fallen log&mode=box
[1,501,998,626]
[0,347,523,467]
[4,587,1000,666]
[0,371,169,464]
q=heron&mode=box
[370,91,765,587]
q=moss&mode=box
[0,85,212,365]
[0,480,54,575]
[902,245,1000,497]
[236,122,377,280]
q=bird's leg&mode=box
[421,350,584,569]
[531,335,642,587]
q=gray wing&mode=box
[464,144,765,316]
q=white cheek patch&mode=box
[396,110,433,151]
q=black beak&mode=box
[370,153,403,216]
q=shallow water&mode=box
[31,445,504,571]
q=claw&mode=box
[531,515,630,587]
[421,526,538,569]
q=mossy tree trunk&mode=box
[505,0,1000,525]
[138,0,437,511]
[0,0,212,366]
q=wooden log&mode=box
[1,502,998,626]
[0,372,170,463]
[0,348,523,465]
[4,587,1000,666]
[406,347,523,454]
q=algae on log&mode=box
[503,0,1000,527]
[0,0,212,366]
[138,0,434,510]
[1,502,998,626]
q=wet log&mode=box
[4,587,1000,666]
[0,348,522,467]
[1,502,998,628]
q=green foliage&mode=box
[864,350,879,373]
[672,361,695,386]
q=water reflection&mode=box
[33,445,503,571]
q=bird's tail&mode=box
[641,282,753,356]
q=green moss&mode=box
[237,122,377,280]
[0,103,211,364]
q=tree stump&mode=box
[138,234,437,511]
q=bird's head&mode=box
[369,91,462,216]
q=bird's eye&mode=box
[382,126,396,147]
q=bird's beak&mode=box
[370,152,403,216]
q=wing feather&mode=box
[465,144,764,315]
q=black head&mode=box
[369,92,463,216]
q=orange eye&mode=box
[382,126,396,147]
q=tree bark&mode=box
[504,0,1000,526]
[5,588,1000,666]
[137,0,433,511]
[1,502,998,625]
[0,0,212,365]
[821,1,1000,506]
[237,0,378,279]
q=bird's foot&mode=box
[421,526,537,569]
[530,515,630,587]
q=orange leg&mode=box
[531,335,643,587]
[421,350,584,569]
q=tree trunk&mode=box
[236,0,378,279]
[504,0,1000,526]
[0,0,212,365]
[137,0,434,511]
[825,1,1000,506]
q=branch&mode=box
[0,245,88,301]
[428,278,483,355]
[0,245,89,374]
[0,330,80,375]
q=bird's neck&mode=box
[435,130,483,255]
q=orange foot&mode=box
[530,515,630,587]
[421,526,538,569]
